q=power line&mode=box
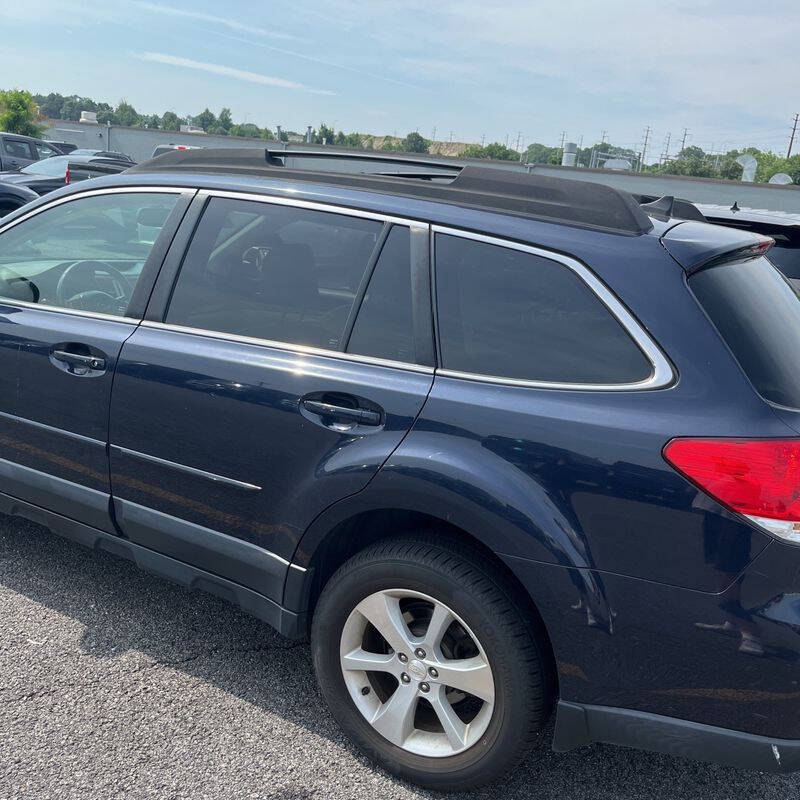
[788,113,799,159]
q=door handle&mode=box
[301,399,381,426]
[52,349,106,372]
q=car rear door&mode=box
[108,192,434,603]
[0,187,192,529]
[1,137,36,170]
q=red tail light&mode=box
[65,167,70,185]
[663,438,800,542]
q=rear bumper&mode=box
[554,701,800,773]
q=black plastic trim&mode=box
[553,700,800,773]
[0,490,305,638]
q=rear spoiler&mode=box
[661,221,774,274]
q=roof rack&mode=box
[129,147,654,235]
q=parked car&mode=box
[44,140,78,155]
[0,154,133,197]
[0,182,38,217]
[0,132,63,171]
[697,203,800,281]
[68,148,135,163]
[152,143,203,158]
[2,147,800,790]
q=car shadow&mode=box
[0,514,797,800]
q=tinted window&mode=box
[768,245,800,280]
[348,226,414,363]
[166,198,382,350]
[0,192,179,315]
[33,142,59,159]
[434,234,652,384]
[691,257,800,407]
[3,139,31,159]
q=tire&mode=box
[311,536,550,791]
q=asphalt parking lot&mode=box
[0,515,797,800]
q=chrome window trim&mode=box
[0,296,141,324]
[139,319,435,374]
[431,225,675,391]
[195,188,429,230]
[0,185,188,235]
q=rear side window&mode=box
[690,257,800,407]
[166,198,382,350]
[2,139,32,159]
[434,234,652,384]
[347,226,414,363]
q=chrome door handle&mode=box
[52,350,105,371]
[301,399,381,426]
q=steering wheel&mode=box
[56,260,131,315]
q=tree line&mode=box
[1,88,796,183]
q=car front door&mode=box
[0,188,192,529]
[108,193,434,604]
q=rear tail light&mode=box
[663,438,800,543]
[65,167,70,185]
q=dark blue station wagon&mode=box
[2,147,800,790]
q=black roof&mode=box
[129,147,653,235]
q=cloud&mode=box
[133,52,336,95]
[130,2,301,41]
[204,29,423,91]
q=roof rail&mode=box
[128,148,654,235]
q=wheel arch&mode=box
[285,503,559,701]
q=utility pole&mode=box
[515,131,522,151]
[505,133,509,147]
[432,126,437,142]
[449,131,454,144]
[680,128,690,154]
[640,125,651,170]
[788,113,799,159]
[600,130,607,145]
[559,131,566,151]
[660,131,671,164]
[481,133,486,147]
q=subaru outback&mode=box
[0,147,799,791]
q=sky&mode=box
[1,0,799,157]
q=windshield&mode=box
[21,156,68,178]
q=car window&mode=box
[434,233,653,384]
[33,142,59,159]
[21,156,69,177]
[347,226,415,363]
[2,139,32,159]
[690,256,800,407]
[166,197,382,350]
[0,192,180,316]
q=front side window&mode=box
[34,142,59,159]
[166,197,382,350]
[434,234,652,384]
[0,192,180,316]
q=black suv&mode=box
[1,148,800,790]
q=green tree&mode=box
[0,89,44,137]
[463,142,518,161]
[526,142,561,164]
[193,107,216,131]
[115,100,140,127]
[217,107,232,132]
[314,122,335,144]
[161,111,181,131]
[95,102,116,125]
[34,92,65,119]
